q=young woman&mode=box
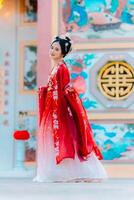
[33,35,107,182]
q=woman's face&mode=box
[49,42,63,60]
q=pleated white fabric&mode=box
[33,113,107,182]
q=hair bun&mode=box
[55,36,60,40]
[64,33,71,41]
[65,36,71,42]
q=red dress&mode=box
[34,62,107,182]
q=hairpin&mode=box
[65,42,69,52]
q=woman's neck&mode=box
[52,58,63,68]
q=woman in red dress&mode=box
[34,35,107,182]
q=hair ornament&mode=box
[60,33,71,41]
[65,42,69,52]
[60,34,66,39]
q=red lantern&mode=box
[13,130,30,140]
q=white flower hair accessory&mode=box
[65,42,69,52]
[61,33,73,43]
[60,32,70,39]
[52,33,73,44]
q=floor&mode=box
[0,178,134,200]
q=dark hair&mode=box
[51,36,72,57]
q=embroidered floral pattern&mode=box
[48,73,60,155]
[67,106,72,116]
[47,79,53,91]
[52,112,59,129]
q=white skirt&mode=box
[33,114,107,182]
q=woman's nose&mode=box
[51,49,55,53]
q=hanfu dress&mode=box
[34,62,107,182]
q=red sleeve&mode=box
[57,63,70,90]
[38,86,47,125]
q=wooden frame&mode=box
[24,111,37,163]
[52,0,134,50]
[20,0,37,26]
[19,41,37,94]
[18,110,37,163]
[87,111,134,122]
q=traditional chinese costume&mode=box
[34,61,107,182]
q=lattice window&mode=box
[98,61,134,100]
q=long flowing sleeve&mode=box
[54,63,75,164]
[47,62,102,164]
[38,86,47,125]
[61,65,103,160]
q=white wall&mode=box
[0,0,37,171]
[0,0,17,170]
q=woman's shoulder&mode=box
[59,62,68,71]
[59,61,67,68]
[58,61,68,73]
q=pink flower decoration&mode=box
[73,76,86,94]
